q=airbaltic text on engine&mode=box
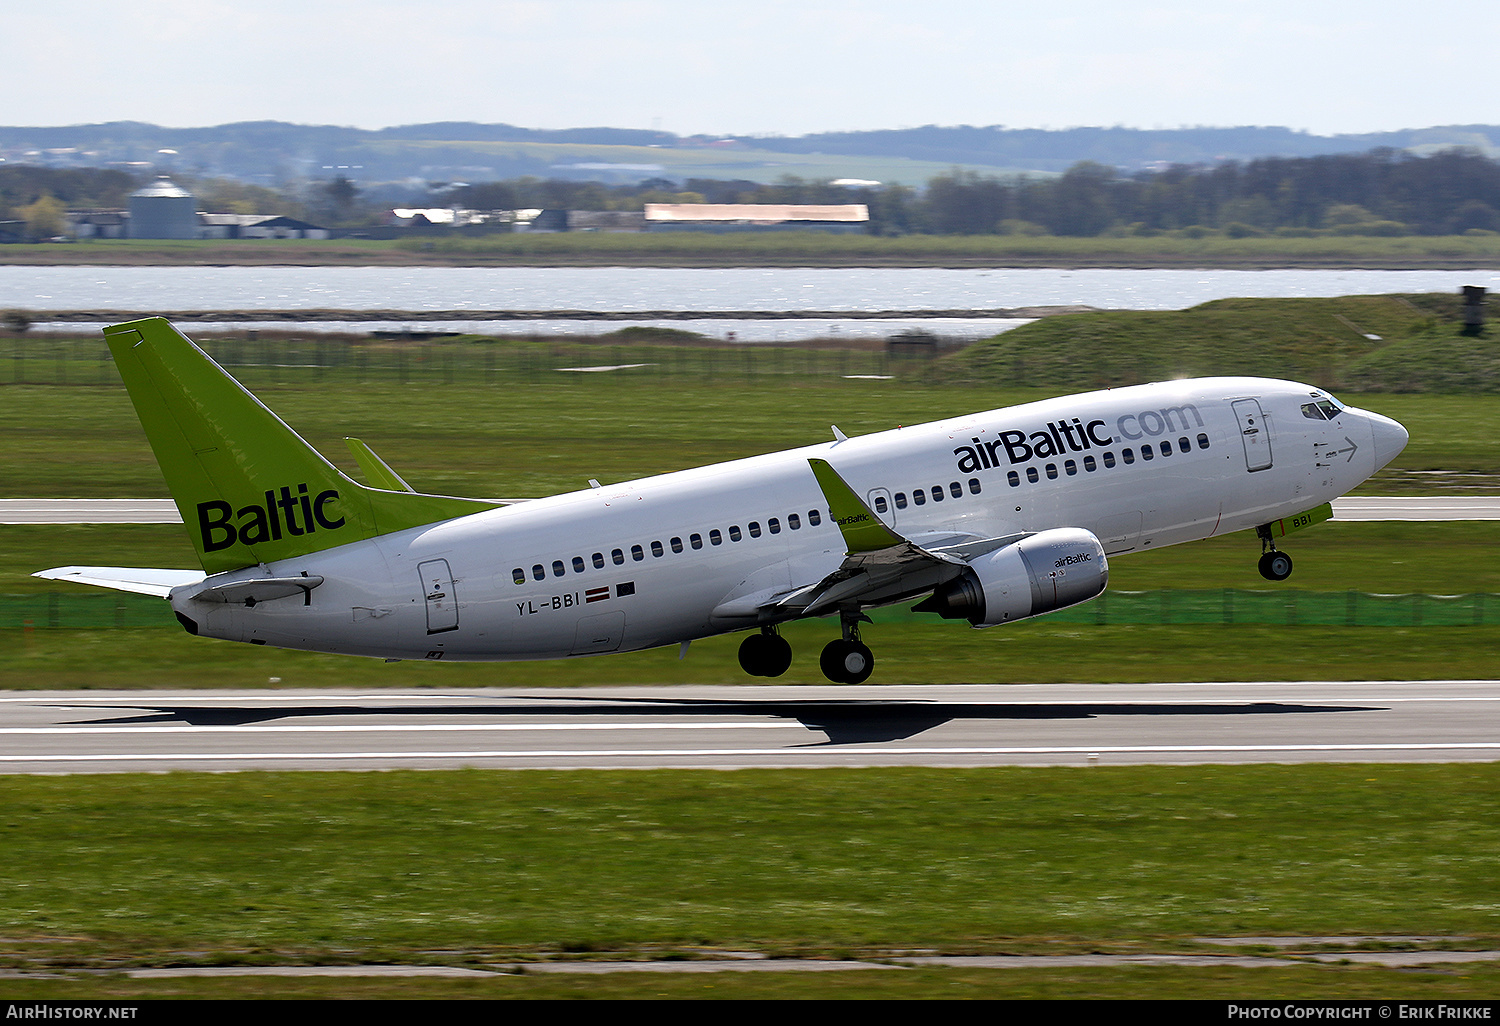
[953,403,1206,472]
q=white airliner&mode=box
[38,318,1409,684]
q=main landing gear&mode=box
[737,610,877,684]
[820,610,875,685]
[1256,525,1294,582]
[737,627,792,678]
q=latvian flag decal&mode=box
[585,586,611,604]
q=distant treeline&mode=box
[455,148,1500,237]
[9,147,1500,240]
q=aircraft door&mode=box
[572,611,626,655]
[1232,399,1273,472]
[867,487,896,525]
[418,558,459,634]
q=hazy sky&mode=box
[10,1,1498,137]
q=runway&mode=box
[3,681,1496,774]
[5,496,1500,523]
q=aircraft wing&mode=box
[772,459,1027,617]
[33,566,206,598]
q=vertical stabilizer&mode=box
[105,318,497,573]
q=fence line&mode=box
[0,335,942,388]
[4,589,1496,631]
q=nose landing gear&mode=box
[1256,525,1294,581]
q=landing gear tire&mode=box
[738,631,792,677]
[1258,550,1293,582]
[820,639,874,685]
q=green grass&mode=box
[946,294,1500,394]
[0,373,1484,499]
[0,766,1496,969]
[5,965,1500,1000]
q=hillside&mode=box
[942,293,1500,393]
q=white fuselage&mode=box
[172,377,1404,661]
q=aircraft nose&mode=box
[1367,411,1409,472]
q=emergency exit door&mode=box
[418,559,459,634]
[1232,399,1273,472]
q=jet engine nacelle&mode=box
[913,527,1108,628]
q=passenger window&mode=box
[1008,470,1020,487]
[1026,467,1039,483]
[631,545,644,561]
[1046,464,1058,479]
[710,529,722,545]
[690,533,703,549]
[729,525,742,542]
[1197,433,1210,449]
[552,560,566,577]
[650,540,663,557]
[1103,451,1116,468]
[768,518,781,534]
[894,492,907,509]
[532,564,545,581]
[949,481,962,498]
[671,536,683,553]
[512,568,525,585]
[808,510,822,526]
[1064,460,1077,476]
[612,548,624,565]
[968,478,981,494]
[572,556,585,573]
[1159,442,1171,457]
[931,485,943,502]
[1084,455,1097,472]
[913,489,926,505]
[873,495,888,513]
[1141,446,1154,461]
[592,552,605,569]
[748,521,761,538]
[1123,449,1135,464]
[788,514,801,530]
[1178,437,1191,453]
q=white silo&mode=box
[128,178,199,239]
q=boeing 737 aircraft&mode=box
[38,318,1409,684]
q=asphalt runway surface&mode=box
[4,681,1497,774]
[5,496,1500,523]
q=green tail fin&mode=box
[105,318,498,574]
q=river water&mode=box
[6,266,1498,341]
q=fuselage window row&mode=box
[1002,435,1213,487]
[510,509,825,585]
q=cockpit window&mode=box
[1302,398,1344,420]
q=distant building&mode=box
[199,214,329,239]
[522,209,645,232]
[128,178,198,239]
[69,211,128,239]
[644,203,869,233]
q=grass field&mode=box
[0,765,1496,999]
[0,376,1486,499]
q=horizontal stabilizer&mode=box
[34,566,205,598]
